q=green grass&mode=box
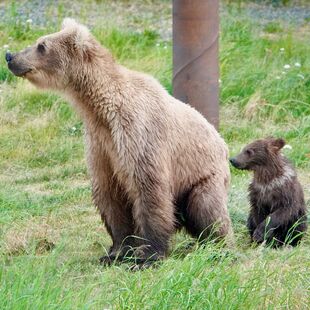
[0,1,309,309]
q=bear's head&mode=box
[230,137,286,171]
[5,18,109,90]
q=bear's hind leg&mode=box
[184,179,233,243]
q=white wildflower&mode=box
[3,44,9,49]
[163,45,167,49]
[282,71,286,75]
[219,79,222,84]
[72,126,77,131]
[294,62,301,67]
[156,43,160,47]
[26,19,33,24]
[283,144,292,150]
[297,74,305,80]
[283,64,290,69]
[280,47,285,52]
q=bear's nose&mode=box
[229,158,238,167]
[5,52,12,63]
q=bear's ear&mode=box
[269,138,286,151]
[61,18,92,58]
[61,18,79,30]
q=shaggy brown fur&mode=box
[230,138,307,247]
[7,18,233,265]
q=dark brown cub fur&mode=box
[230,138,307,247]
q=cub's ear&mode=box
[269,138,286,151]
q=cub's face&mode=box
[5,18,92,90]
[230,138,285,171]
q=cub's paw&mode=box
[128,258,160,271]
[252,228,264,243]
[99,255,115,266]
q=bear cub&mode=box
[230,137,307,247]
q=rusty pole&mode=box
[173,0,219,129]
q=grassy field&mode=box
[0,1,309,309]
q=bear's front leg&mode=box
[99,205,136,265]
[252,225,265,244]
[247,215,256,239]
[93,188,135,265]
[252,208,290,245]
[247,208,259,240]
[131,180,175,267]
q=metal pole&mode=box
[173,0,219,129]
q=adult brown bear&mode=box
[6,18,233,266]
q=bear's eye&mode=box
[37,43,46,54]
[246,149,254,156]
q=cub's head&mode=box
[5,18,107,90]
[230,137,286,171]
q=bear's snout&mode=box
[5,51,13,63]
[6,52,32,77]
[229,158,241,169]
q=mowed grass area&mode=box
[0,0,309,309]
